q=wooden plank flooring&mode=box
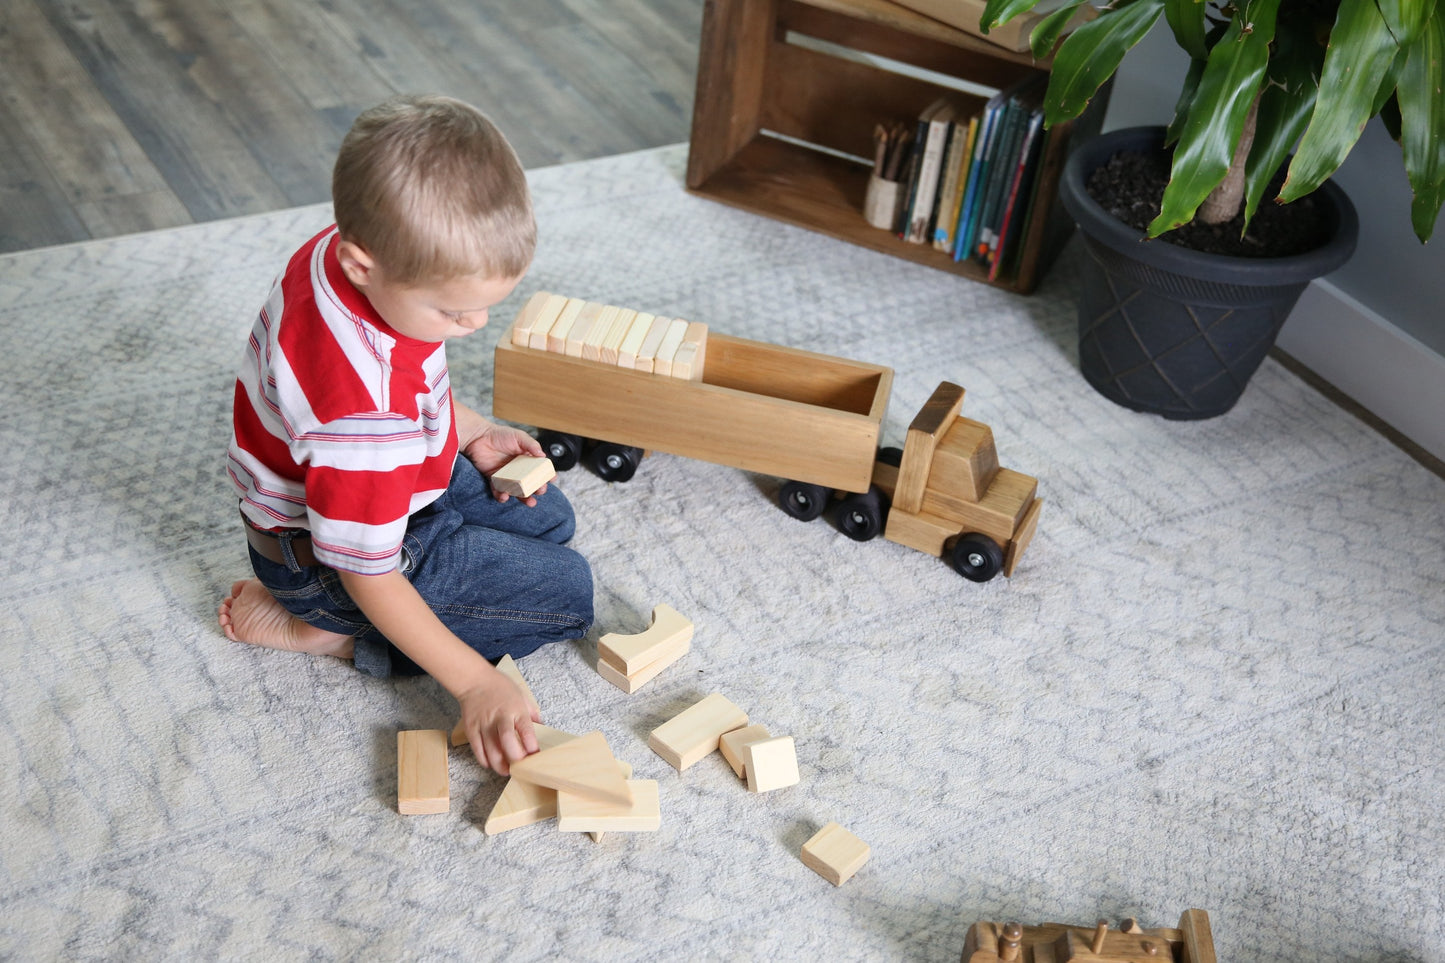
[0,0,703,253]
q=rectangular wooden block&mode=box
[648,693,749,771]
[743,735,799,792]
[927,417,999,503]
[616,311,655,368]
[564,301,606,358]
[546,297,587,354]
[509,730,633,805]
[582,304,620,361]
[633,314,673,373]
[718,723,770,778]
[651,318,689,376]
[525,293,570,350]
[600,307,637,365]
[801,822,869,885]
[556,779,660,832]
[491,454,557,498]
[397,729,449,814]
[509,290,557,347]
[596,632,690,693]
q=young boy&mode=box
[218,95,592,776]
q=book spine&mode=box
[907,109,953,243]
[953,103,1001,261]
[973,99,1026,264]
[931,117,972,252]
[988,110,1045,281]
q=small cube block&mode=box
[743,735,799,792]
[719,723,770,779]
[801,822,870,886]
[397,729,449,814]
[491,455,556,498]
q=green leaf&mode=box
[1241,29,1323,226]
[1029,0,1094,58]
[1149,0,1281,234]
[1165,0,1210,60]
[982,0,1051,33]
[1375,0,1433,44]
[1165,58,1208,146]
[1280,0,1404,202]
[1042,0,1168,125]
[1396,7,1445,241]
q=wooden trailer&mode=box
[491,292,1041,581]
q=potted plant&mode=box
[980,0,1444,418]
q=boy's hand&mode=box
[457,672,541,775]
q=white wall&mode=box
[1103,26,1445,459]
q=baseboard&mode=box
[1277,279,1445,463]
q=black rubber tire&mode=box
[537,430,583,472]
[877,445,904,467]
[779,481,830,521]
[587,442,643,482]
[951,534,1004,582]
[835,487,887,542]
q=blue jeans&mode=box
[245,457,593,677]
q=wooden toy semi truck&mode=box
[962,909,1217,963]
[492,293,1042,582]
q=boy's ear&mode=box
[335,239,376,289]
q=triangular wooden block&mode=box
[484,777,559,835]
[508,730,632,805]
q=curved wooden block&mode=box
[597,604,694,675]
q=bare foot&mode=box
[218,580,355,658]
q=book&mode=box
[903,99,955,243]
[953,96,1004,261]
[987,110,1047,280]
[932,114,978,253]
[973,96,1028,263]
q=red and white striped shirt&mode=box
[228,227,458,575]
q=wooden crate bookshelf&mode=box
[685,0,1109,293]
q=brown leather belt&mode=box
[244,522,319,567]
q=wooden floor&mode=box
[0,0,703,253]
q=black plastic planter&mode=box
[1060,127,1358,420]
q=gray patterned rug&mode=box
[2,145,1442,961]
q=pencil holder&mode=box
[863,175,903,231]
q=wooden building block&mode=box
[564,301,606,358]
[895,382,966,514]
[648,693,749,771]
[1179,909,1216,963]
[652,319,689,376]
[525,293,570,350]
[800,822,869,885]
[509,290,557,347]
[922,467,1037,545]
[719,723,770,778]
[484,773,560,834]
[582,305,621,361]
[509,730,633,805]
[927,417,999,503]
[546,297,587,354]
[600,307,637,365]
[671,321,708,380]
[491,455,557,498]
[557,779,660,832]
[616,311,655,368]
[598,604,694,675]
[743,735,799,792]
[633,314,673,373]
[397,729,449,814]
[596,631,689,693]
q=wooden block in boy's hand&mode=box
[451,653,543,746]
[491,455,556,498]
[508,730,633,805]
[801,822,870,886]
[397,729,449,814]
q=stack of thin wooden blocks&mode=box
[595,603,693,693]
[508,291,708,379]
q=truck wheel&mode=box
[835,487,887,541]
[779,481,830,521]
[951,534,1003,582]
[587,442,643,482]
[537,430,582,472]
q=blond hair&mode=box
[332,95,535,285]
